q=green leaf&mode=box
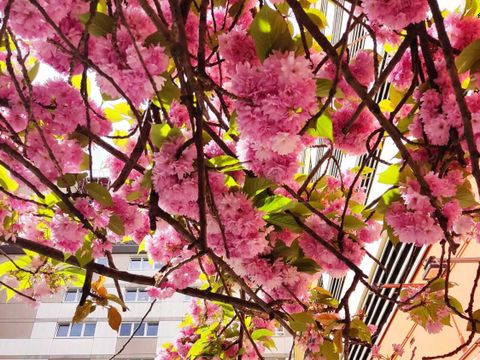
[264,213,302,232]
[85,182,113,207]
[429,278,447,293]
[251,328,274,340]
[259,195,295,213]
[316,114,333,141]
[455,182,479,208]
[57,173,87,188]
[386,223,400,246]
[319,340,339,360]
[155,75,180,107]
[378,164,400,185]
[248,5,294,61]
[79,12,115,37]
[104,102,133,123]
[143,31,168,47]
[349,318,372,344]
[316,78,333,97]
[108,214,125,236]
[207,155,243,172]
[375,188,401,216]
[378,99,395,113]
[289,311,315,332]
[467,309,480,333]
[27,61,40,82]
[465,0,480,16]
[343,215,366,230]
[188,338,208,357]
[305,8,327,29]
[150,123,182,149]
[0,165,18,191]
[448,296,464,314]
[243,176,274,197]
[456,39,480,73]
[291,257,320,274]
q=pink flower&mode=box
[362,0,428,31]
[50,213,87,254]
[392,343,404,357]
[332,103,378,154]
[146,285,176,300]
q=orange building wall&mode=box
[377,239,480,359]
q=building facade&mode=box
[0,245,292,359]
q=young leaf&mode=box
[107,306,122,332]
[108,214,125,236]
[0,165,18,191]
[343,215,366,230]
[150,123,182,149]
[243,176,274,197]
[259,195,295,213]
[316,114,333,141]
[79,12,115,37]
[316,78,333,97]
[248,6,294,61]
[289,311,315,332]
[456,39,480,73]
[378,164,400,185]
[72,300,93,323]
[85,182,113,207]
[251,328,274,340]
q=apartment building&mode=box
[0,244,292,359]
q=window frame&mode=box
[63,288,82,303]
[128,257,162,271]
[55,322,96,338]
[124,288,151,302]
[118,322,159,337]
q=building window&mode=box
[274,325,285,336]
[119,322,158,337]
[64,289,82,302]
[95,257,108,266]
[56,323,96,337]
[129,257,162,271]
[124,288,150,302]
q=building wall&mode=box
[377,239,480,359]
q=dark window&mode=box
[56,324,69,337]
[70,323,82,337]
[146,323,158,336]
[84,323,96,337]
[120,323,132,337]
[64,289,80,302]
[125,289,137,302]
[134,322,145,337]
[56,323,96,337]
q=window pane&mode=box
[84,323,96,336]
[119,323,132,337]
[64,290,78,302]
[95,257,108,266]
[140,259,151,270]
[129,259,141,270]
[56,324,69,337]
[133,322,145,336]
[70,323,82,337]
[146,323,158,336]
[125,290,137,302]
[137,290,149,302]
